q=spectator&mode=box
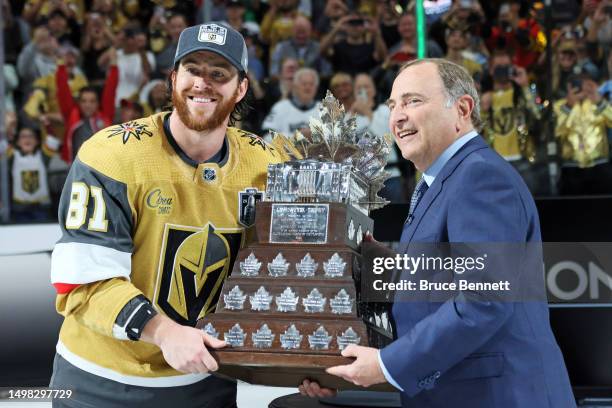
[329,72,354,111]
[444,27,483,78]
[22,0,84,25]
[481,52,546,194]
[262,67,320,138]
[314,0,348,36]
[348,72,404,201]
[153,13,187,79]
[262,57,299,112]
[3,64,19,113]
[225,0,261,35]
[260,0,301,50]
[375,0,401,49]
[110,25,155,106]
[484,2,544,69]
[6,126,59,222]
[81,12,115,88]
[269,15,331,78]
[24,44,87,138]
[388,12,444,65]
[320,13,387,76]
[56,51,118,163]
[3,0,30,66]
[17,25,60,98]
[552,39,580,100]
[554,67,612,195]
[118,99,145,123]
[45,7,81,47]
[139,79,168,115]
[90,0,129,34]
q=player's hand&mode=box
[298,379,337,398]
[143,315,226,374]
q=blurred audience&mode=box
[4,0,612,224]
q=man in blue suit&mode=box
[301,59,575,407]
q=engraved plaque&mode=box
[296,253,318,277]
[240,252,261,276]
[250,286,273,311]
[269,204,329,244]
[275,287,299,312]
[324,253,347,278]
[268,253,290,277]
[224,324,246,347]
[280,324,303,350]
[252,324,275,348]
[303,288,327,313]
[337,327,361,350]
[330,289,353,314]
[224,285,247,310]
[203,323,219,339]
[308,326,332,350]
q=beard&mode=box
[172,86,239,132]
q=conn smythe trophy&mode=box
[196,92,394,389]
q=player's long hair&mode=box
[163,68,252,126]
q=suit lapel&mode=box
[402,136,489,242]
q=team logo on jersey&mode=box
[21,170,40,194]
[107,121,154,144]
[198,24,227,45]
[155,223,243,326]
[237,129,274,152]
[238,188,263,227]
[202,167,217,182]
[145,188,174,215]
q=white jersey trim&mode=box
[57,341,209,387]
[51,242,131,284]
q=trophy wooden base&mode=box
[209,350,395,392]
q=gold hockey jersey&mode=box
[50,112,285,386]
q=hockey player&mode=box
[49,23,285,407]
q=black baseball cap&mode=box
[174,22,248,73]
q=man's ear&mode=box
[236,76,249,102]
[457,94,474,122]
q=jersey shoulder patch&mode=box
[78,113,166,181]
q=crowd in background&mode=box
[1,0,612,223]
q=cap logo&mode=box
[198,24,227,45]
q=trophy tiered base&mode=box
[197,202,394,390]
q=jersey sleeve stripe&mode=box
[53,283,81,294]
[51,242,131,284]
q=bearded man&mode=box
[49,23,285,408]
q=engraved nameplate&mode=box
[224,285,247,310]
[324,253,346,278]
[250,286,273,311]
[240,252,261,276]
[280,324,303,349]
[308,326,332,350]
[252,324,275,348]
[224,324,246,347]
[302,288,327,313]
[337,327,361,350]
[269,204,329,244]
[275,287,299,312]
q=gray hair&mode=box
[293,67,320,88]
[399,58,481,130]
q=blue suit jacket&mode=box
[380,136,575,407]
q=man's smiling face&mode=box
[387,62,459,171]
[172,50,247,132]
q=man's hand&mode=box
[566,82,584,108]
[326,345,386,387]
[298,379,336,398]
[141,314,226,374]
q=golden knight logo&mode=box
[155,223,243,326]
